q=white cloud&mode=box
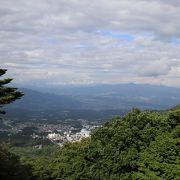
[0,0,180,87]
[24,49,44,58]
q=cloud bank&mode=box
[0,0,180,87]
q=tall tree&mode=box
[0,69,23,114]
[0,70,36,179]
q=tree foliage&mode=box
[24,108,180,180]
[0,69,23,114]
[0,144,36,180]
[0,69,31,179]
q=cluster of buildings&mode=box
[3,118,100,148]
[47,125,99,145]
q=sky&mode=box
[0,0,180,87]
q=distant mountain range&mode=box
[8,83,180,110]
[7,88,82,111]
[53,83,180,110]
[4,83,180,121]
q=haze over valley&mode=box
[4,83,180,123]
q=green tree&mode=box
[0,144,36,180]
[0,69,36,179]
[30,109,179,179]
[0,69,23,114]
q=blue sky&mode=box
[96,30,134,41]
[0,0,180,87]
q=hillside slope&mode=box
[24,108,180,179]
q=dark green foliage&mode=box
[0,69,23,114]
[133,132,180,179]
[0,144,36,180]
[0,69,31,179]
[23,109,180,179]
[168,109,180,126]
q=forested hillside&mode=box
[15,107,179,180]
[0,144,35,180]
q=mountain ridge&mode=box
[6,83,180,111]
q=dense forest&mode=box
[0,107,179,179]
